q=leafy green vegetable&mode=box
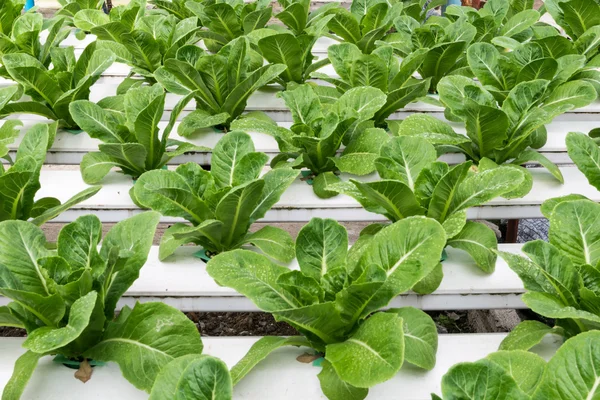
[0,212,206,396]
[87,3,203,85]
[0,41,116,129]
[155,36,286,131]
[207,217,444,399]
[187,0,273,52]
[256,0,335,85]
[70,83,207,183]
[498,197,600,351]
[133,131,299,261]
[566,131,600,191]
[313,43,430,126]
[149,354,232,400]
[331,136,525,292]
[400,75,597,193]
[382,11,478,92]
[0,122,101,224]
[324,0,403,54]
[0,13,71,80]
[150,0,200,20]
[55,0,107,32]
[231,83,387,197]
[436,331,600,400]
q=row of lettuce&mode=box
[0,0,599,398]
[0,174,598,399]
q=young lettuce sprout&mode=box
[497,196,600,350]
[396,75,597,196]
[313,43,431,126]
[435,331,600,400]
[132,131,299,261]
[232,84,388,198]
[0,42,115,129]
[331,136,525,293]
[69,84,208,184]
[0,212,209,398]
[207,217,444,400]
[566,130,600,191]
[155,36,286,133]
[0,122,100,224]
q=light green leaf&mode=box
[377,136,437,190]
[206,250,298,312]
[23,291,97,353]
[487,351,547,395]
[0,306,24,328]
[566,132,600,191]
[334,128,389,176]
[350,179,425,222]
[30,186,101,226]
[149,355,232,400]
[80,152,121,184]
[296,218,347,280]
[1,351,43,400]
[86,301,203,392]
[447,222,498,273]
[499,320,564,351]
[243,226,295,263]
[318,359,369,400]
[523,291,600,324]
[230,336,310,386]
[326,312,404,388]
[533,331,600,400]
[388,307,437,370]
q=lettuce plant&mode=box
[566,131,600,191]
[400,75,597,195]
[257,0,335,85]
[497,197,600,351]
[435,331,600,400]
[56,0,107,33]
[69,84,207,184]
[150,0,199,20]
[0,121,100,224]
[324,0,403,54]
[132,131,299,261]
[400,0,447,24]
[87,6,203,84]
[467,42,600,102]
[0,13,71,79]
[231,84,388,198]
[313,43,430,126]
[207,217,444,400]
[155,36,286,132]
[381,14,480,92]
[0,212,210,397]
[332,136,524,293]
[186,0,273,52]
[0,42,115,129]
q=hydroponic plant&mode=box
[0,42,115,129]
[435,331,600,399]
[399,75,597,195]
[69,83,207,184]
[231,84,388,198]
[497,197,600,351]
[132,131,299,261]
[0,212,211,398]
[155,36,286,132]
[331,136,525,293]
[324,0,403,54]
[0,121,100,224]
[148,354,232,399]
[207,217,443,400]
[150,0,199,20]
[467,42,600,102]
[312,43,431,126]
[186,0,273,52]
[56,0,108,33]
[257,0,336,85]
[86,4,203,85]
[0,12,70,79]
[566,130,600,190]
